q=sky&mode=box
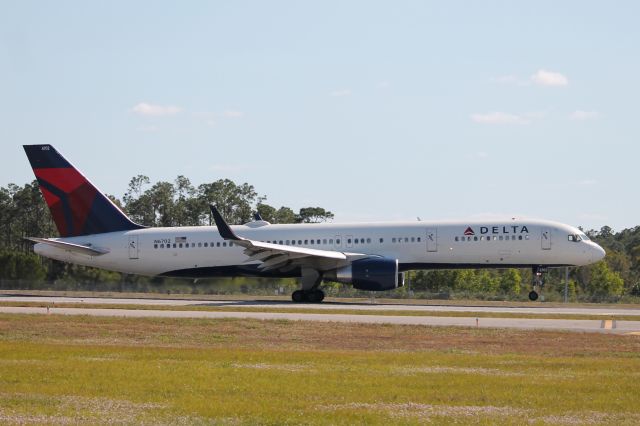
[1,1,639,231]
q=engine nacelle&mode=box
[330,258,403,291]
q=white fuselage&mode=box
[34,218,605,278]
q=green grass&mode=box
[0,314,639,424]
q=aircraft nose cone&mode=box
[592,244,606,262]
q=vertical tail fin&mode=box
[23,144,144,237]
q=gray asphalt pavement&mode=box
[0,303,639,334]
[1,295,640,316]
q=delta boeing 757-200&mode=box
[23,144,605,303]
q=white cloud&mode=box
[570,110,599,121]
[330,89,352,97]
[132,102,182,116]
[531,69,568,87]
[470,112,530,125]
[223,110,244,118]
[476,151,489,159]
[577,178,597,185]
[376,81,390,89]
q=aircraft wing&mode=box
[210,206,365,271]
[26,237,110,256]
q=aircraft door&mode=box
[128,235,139,259]
[426,228,437,252]
[541,228,551,250]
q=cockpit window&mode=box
[568,233,589,242]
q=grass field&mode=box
[1,313,639,424]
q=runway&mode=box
[2,295,640,316]
[1,296,640,334]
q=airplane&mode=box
[23,144,606,303]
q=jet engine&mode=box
[328,258,404,291]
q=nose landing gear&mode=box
[529,266,548,301]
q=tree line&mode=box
[0,176,637,302]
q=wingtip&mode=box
[210,205,239,240]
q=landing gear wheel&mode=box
[307,290,325,303]
[529,290,539,301]
[291,289,325,303]
[292,290,306,303]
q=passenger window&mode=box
[367,238,371,243]
[417,237,421,242]
[323,239,327,244]
[380,238,384,243]
[348,239,352,244]
[179,243,183,248]
[223,242,227,247]
[455,236,459,241]
[518,236,523,240]
[392,238,396,243]
[216,242,221,247]
[304,240,307,244]
[291,240,296,245]
[499,236,503,241]
[317,239,321,244]
[411,237,415,242]
[336,239,340,244]
[474,236,478,241]
[310,240,314,245]
[404,237,409,243]
[329,239,333,244]
[354,239,358,244]
[172,244,176,248]
[154,244,158,249]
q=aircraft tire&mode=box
[307,290,325,303]
[528,290,539,301]
[292,290,306,303]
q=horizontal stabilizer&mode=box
[26,237,109,256]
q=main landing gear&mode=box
[529,266,548,301]
[291,267,325,303]
[292,289,325,303]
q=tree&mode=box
[585,261,624,299]
[296,207,334,223]
[197,179,258,225]
[499,269,521,295]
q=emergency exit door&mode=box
[426,228,437,252]
[128,235,139,259]
[541,228,551,250]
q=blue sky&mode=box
[1,1,638,230]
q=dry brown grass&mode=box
[0,313,638,357]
